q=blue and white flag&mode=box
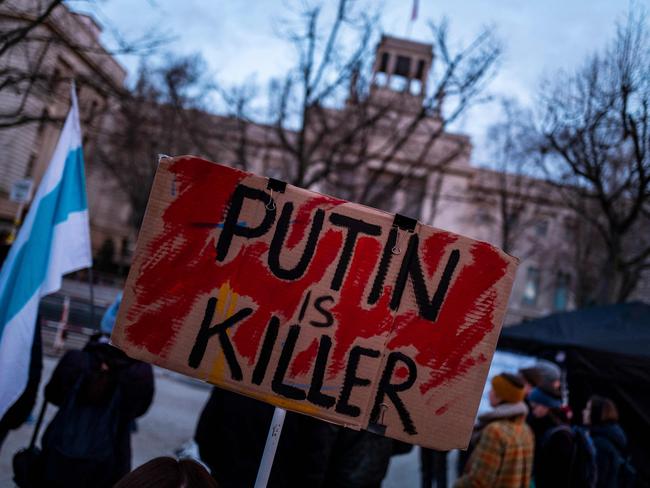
[0,86,92,418]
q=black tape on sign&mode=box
[393,214,417,232]
[267,178,287,193]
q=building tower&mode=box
[370,35,433,111]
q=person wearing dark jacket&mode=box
[195,387,339,488]
[323,429,394,488]
[195,387,395,488]
[41,338,154,487]
[520,360,562,395]
[583,395,633,488]
[528,386,574,488]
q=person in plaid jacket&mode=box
[455,373,534,488]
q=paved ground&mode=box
[0,357,212,487]
[0,357,431,487]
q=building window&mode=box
[553,272,570,311]
[394,55,411,77]
[563,216,577,238]
[25,154,38,177]
[535,220,548,237]
[505,213,518,229]
[379,52,390,72]
[522,267,540,306]
[400,177,426,219]
[415,59,426,80]
[36,108,49,136]
[477,209,494,225]
[121,237,132,260]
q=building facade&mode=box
[1,4,646,323]
[0,0,129,267]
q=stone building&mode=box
[0,0,130,267]
[202,35,588,324]
[1,4,645,323]
[203,35,648,323]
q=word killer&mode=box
[188,294,419,436]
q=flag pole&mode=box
[71,79,96,331]
[254,407,286,488]
[0,80,92,418]
[88,267,95,329]
[405,0,418,37]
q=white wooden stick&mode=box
[254,407,286,488]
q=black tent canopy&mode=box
[498,302,650,486]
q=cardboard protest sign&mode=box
[112,155,518,449]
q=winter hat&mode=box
[520,360,561,388]
[491,373,526,404]
[528,386,562,409]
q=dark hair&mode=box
[589,395,619,425]
[114,457,218,488]
[502,372,525,389]
[519,367,542,387]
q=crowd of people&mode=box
[455,361,636,488]
[0,313,639,487]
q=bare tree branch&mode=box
[0,0,63,57]
[535,8,650,304]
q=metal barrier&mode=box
[41,319,95,357]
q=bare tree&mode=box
[353,18,501,214]
[0,0,167,129]
[479,98,547,254]
[218,0,501,220]
[537,10,650,304]
[560,204,608,307]
[94,55,220,231]
[0,0,63,58]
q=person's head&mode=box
[489,372,526,407]
[519,360,561,392]
[114,457,218,488]
[528,386,562,419]
[583,395,619,426]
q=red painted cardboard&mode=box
[111,155,518,449]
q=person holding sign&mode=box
[110,156,520,486]
[112,156,518,453]
[454,373,533,488]
[195,386,398,487]
[195,387,339,487]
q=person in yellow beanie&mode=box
[455,373,534,488]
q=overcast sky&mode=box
[80,0,642,166]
